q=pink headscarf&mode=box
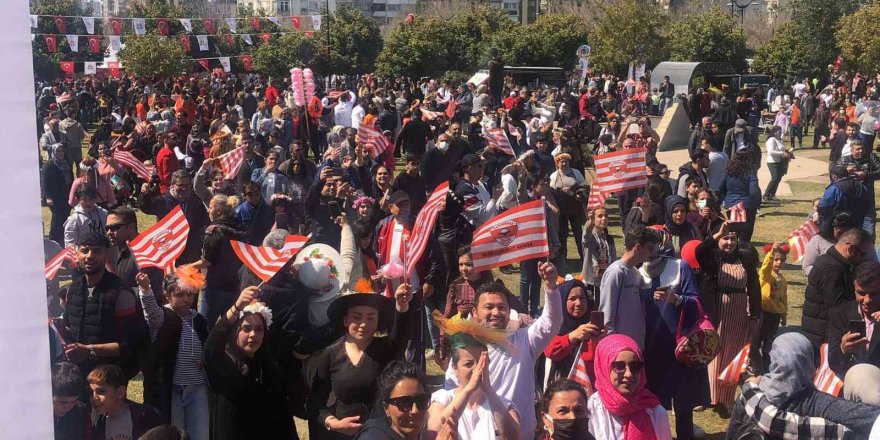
[594,334,660,440]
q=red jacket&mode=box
[155,146,180,195]
[265,85,278,109]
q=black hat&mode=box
[534,132,547,142]
[460,153,485,169]
[76,231,110,248]
[388,190,410,205]
[327,292,394,331]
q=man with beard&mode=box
[62,232,148,380]
[444,262,561,440]
[105,206,163,294]
[139,170,209,265]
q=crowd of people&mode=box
[37,65,880,440]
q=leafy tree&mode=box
[589,0,667,75]
[376,17,453,77]
[493,13,589,70]
[443,6,517,73]
[128,0,191,18]
[30,0,82,16]
[665,9,749,71]
[118,34,190,79]
[751,21,822,78]
[836,4,880,74]
[252,33,317,82]
[312,5,382,76]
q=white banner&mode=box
[196,35,209,51]
[132,18,146,36]
[268,16,280,26]
[219,56,231,72]
[29,15,37,28]
[179,18,192,33]
[225,17,237,33]
[241,34,253,45]
[82,16,94,34]
[311,15,322,30]
[108,35,121,51]
[84,61,96,75]
[65,35,78,52]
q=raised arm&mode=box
[527,262,563,357]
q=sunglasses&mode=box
[385,394,430,412]
[106,223,130,232]
[610,360,644,375]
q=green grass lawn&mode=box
[47,138,866,438]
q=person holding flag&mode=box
[543,279,602,387]
[139,170,209,265]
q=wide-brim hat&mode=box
[327,291,394,331]
[294,244,342,303]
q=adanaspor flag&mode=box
[593,148,647,194]
[231,240,296,282]
[113,149,154,180]
[357,125,392,158]
[445,99,457,119]
[405,181,449,275]
[586,183,607,211]
[484,127,515,156]
[786,219,819,262]
[218,146,245,180]
[718,344,750,383]
[471,199,549,272]
[728,201,747,223]
[281,234,310,256]
[814,343,844,396]
[128,206,190,271]
[45,246,76,280]
[567,341,594,395]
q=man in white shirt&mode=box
[351,98,365,130]
[333,91,355,128]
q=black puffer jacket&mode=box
[801,247,856,349]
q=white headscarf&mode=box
[760,332,816,405]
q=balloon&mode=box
[303,68,316,102]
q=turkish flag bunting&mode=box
[179,35,191,52]
[107,60,119,77]
[305,31,314,38]
[250,17,260,31]
[291,16,301,30]
[108,17,122,35]
[156,18,169,36]
[203,18,215,34]
[87,36,101,54]
[53,16,66,34]
[44,35,58,53]
[197,59,209,71]
[260,33,271,44]
[223,34,234,45]
[240,54,253,71]
[60,61,74,74]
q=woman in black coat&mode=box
[42,144,73,244]
[204,286,296,440]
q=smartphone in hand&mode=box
[850,319,867,339]
[589,311,605,329]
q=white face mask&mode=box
[437,141,449,152]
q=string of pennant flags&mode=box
[34,31,316,54]
[56,54,256,76]
[30,14,324,35]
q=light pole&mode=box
[727,0,757,23]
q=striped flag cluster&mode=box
[586,183,607,211]
[405,182,449,276]
[420,108,446,121]
[567,341,594,395]
[231,240,298,282]
[728,202,747,223]
[217,146,246,180]
[593,148,647,193]
[112,149,154,180]
[356,125,392,158]
[128,206,190,272]
[281,234,310,256]
[471,199,549,272]
[45,246,76,280]
[814,343,844,396]
[718,344,750,383]
[483,127,515,156]
[786,220,820,263]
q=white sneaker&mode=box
[425,349,435,360]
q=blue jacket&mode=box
[719,173,761,210]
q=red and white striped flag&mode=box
[445,99,457,119]
[231,240,296,282]
[45,246,76,280]
[593,148,647,193]
[567,341,594,394]
[281,234,310,257]
[814,343,844,396]
[483,127,515,156]
[728,202,747,223]
[420,108,445,120]
[718,344,750,383]
[357,125,392,158]
[112,149,154,181]
[471,199,549,272]
[405,182,449,275]
[586,183,607,211]
[128,206,190,272]
[217,146,246,180]
[786,220,820,263]
[507,123,523,140]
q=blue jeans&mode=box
[424,292,445,350]
[171,383,209,440]
[199,287,238,331]
[519,258,541,316]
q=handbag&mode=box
[674,299,720,368]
